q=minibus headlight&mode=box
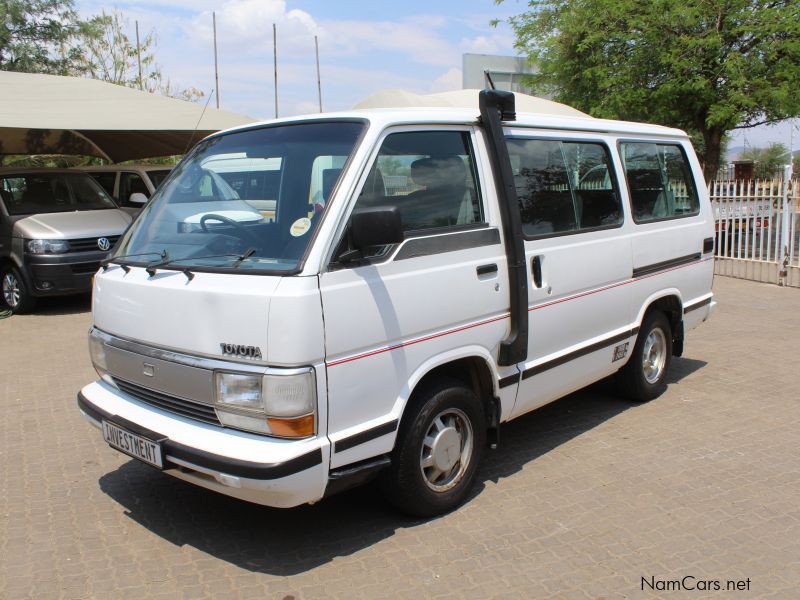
[27,239,70,254]
[214,373,264,412]
[263,372,315,417]
[214,370,316,438]
[88,330,115,386]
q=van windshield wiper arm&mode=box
[101,250,167,272]
[145,248,258,280]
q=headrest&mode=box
[410,156,467,189]
[627,169,663,190]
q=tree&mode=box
[80,10,204,102]
[739,142,792,178]
[500,0,800,179]
[0,0,103,74]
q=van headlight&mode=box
[27,239,70,254]
[88,329,116,386]
[214,369,316,438]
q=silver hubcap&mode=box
[2,273,20,308]
[642,327,667,384]
[420,408,474,492]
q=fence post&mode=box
[779,164,794,285]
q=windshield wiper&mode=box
[101,250,167,273]
[145,248,258,281]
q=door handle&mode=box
[531,255,543,288]
[476,263,498,277]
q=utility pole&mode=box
[213,12,220,108]
[273,23,278,118]
[314,35,322,112]
[135,21,143,91]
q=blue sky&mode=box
[75,0,797,155]
[75,0,523,118]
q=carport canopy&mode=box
[0,71,254,163]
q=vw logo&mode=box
[97,237,111,251]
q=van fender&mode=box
[389,344,507,426]
[632,288,686,357]
[327,346,503,472]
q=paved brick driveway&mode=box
[1,276,799,599]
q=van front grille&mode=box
[112,377,221,426]
[68,236,120,253]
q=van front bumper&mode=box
[24,251,108,296]
[77,382,329,508]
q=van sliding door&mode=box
[506,133,635,417]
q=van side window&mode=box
[355,130,484,233]
[120,172,149,203]
[620,142,699,222]
[506,139,623,238]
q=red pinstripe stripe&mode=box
[326,256,712,367]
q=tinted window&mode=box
[120,172,149,203]
[88,172,116,197]
[506,139,622,237]
[620,142,699,222]
[354,130,484,233]
[148,169,171,189]
[0,173,116,215]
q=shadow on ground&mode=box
[99,356,707,576]
[22,293,92,317]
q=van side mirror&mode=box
[338,206,404,264]
[350,206,404,250]
[129,192,148,205]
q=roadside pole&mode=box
[273,23,279,118]
[779,163,793,285]
[213,12,220,109]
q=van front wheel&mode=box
[381,380,486,517]
[618,311,673,402]
[1,265,35,314]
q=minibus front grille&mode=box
[68,236,120,252]
[112,378,221,426]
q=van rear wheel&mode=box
[381,379,486,517]
[618,311,672,402]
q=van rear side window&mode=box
[507,139,623,238]
[620,142,699,222]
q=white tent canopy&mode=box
[0,71,254,162]
[353,88,590,118]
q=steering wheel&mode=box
[200,213,260,246]
[200,213,245,233]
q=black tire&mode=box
[617,311,672,402]
[381,378,486,517]
[1,264,36,314]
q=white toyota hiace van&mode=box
[78,91,715,516]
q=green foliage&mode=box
[740,142,792,178]
[81,10,204,102]
[0,0,104,74]
[500,0,800,178]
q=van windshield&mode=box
[0,172,117,215]
[113,121,364,273]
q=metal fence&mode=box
[709,170,799,286]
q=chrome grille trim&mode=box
[68,236,120,253]
[112,377,221,426]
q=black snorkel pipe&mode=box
[478,89,528,367]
